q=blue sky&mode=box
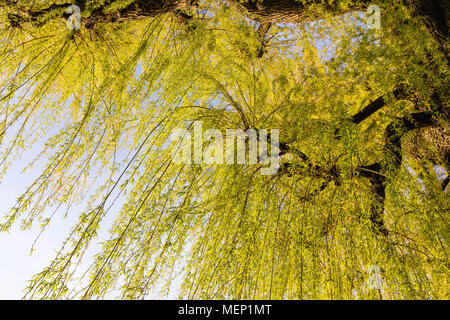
[0,137,183,299]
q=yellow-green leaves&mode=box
[0,0,448,300]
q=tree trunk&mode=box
[3,0,196,28]
[224,0,370,23]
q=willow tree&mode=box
[0,0,448,299]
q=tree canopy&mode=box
[0,0,448,299]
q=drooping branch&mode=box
[82,0,198,28]
[277,144,341,198]
[281,82,442,236]
[202,74,251,130]
[278,110,436,235]
[222,0,449,61]
[356,163,388,235]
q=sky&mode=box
[0,139,77,299]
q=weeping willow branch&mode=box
[277,110,437,235]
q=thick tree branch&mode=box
[255,21,271,58]
[333,87,411,139]
[3,0,197,29]
[356,111,435,235]
[409,0,449,60]
[203,74,251,130]
[350,88,409,125]
[279,111,436,236]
